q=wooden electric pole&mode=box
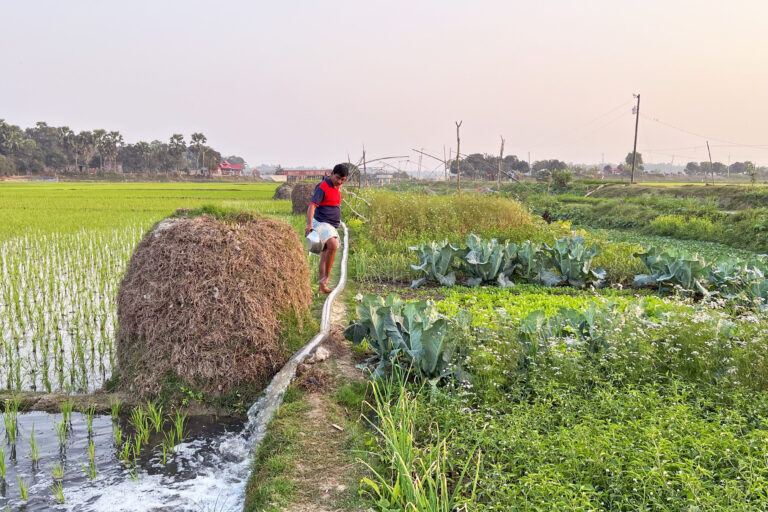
[631,93,640,184]
[455,121,462,194]
[706,141,714,185]
[498,136,505,189]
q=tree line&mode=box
[0,119,246,176]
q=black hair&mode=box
[332,163,351,177]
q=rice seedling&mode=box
[130,407,150,444]
[51,462,64,481]
[146,401,163,433]
[119,439,132,465]
[54,420,67,449]
[172,408,187,443]
[110,396,121,419]
[0,448,5,479]
[162,429,176,455]
[81,441,97,480]
[132,433,142,458]
[113,423,123,448]
[17,475,28,500]
[60,398,74,426]
[84,403,96,435]
[51,481,65,504]
[28,423,39,465]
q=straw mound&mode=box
[291,182,317,214]
[272,182,293,200]
[116,213,312,399]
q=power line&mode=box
[641,112,768,150]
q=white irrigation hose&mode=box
[244,222,349,446]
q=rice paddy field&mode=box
[0,182,301,510]
[0,183,291,394]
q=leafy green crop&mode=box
[461,234,517,287]
[344,294,470,380]
[542,235,606,287]
[409,240,465,288]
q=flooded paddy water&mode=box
[1,411,248,511]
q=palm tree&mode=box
[190,132,207,171]
[168,134,186,173]
[92,129,107,172]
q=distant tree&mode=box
[168,134,186,172]
[92,129,107,171]
[624,152,644,172]
[190,132,207,170]
[603,164,613,173]
[15,139,45,174]
[225,155,246,168]
[552,169,572,187]
[532,159,568,173]
[746,161,757,186]
[685,161,700,175]
[0,154,16,175]
[712,162,728,175]
[729,162,746,175]
[699,161,713,176]
[75,131,96,173]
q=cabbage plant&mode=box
[633,246,710,293]
[409,240,466,288]
[461,234,518,287]
[543,235,607,287]
[344,294,470,380]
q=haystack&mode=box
[291,182,317,214]
[116,212,312,399]
[272,182,293,200]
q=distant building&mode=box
[275,169,331,183]
[216,161,243,176]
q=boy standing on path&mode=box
[305,163,349,293]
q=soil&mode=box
[280,300,368,512]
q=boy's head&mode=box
[330,163,351,186]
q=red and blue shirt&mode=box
[310,177,342,227]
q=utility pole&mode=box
[362,145,367,186]
[417,148,423,180]
[706,141,714,185]
[443,145,448,182]
[455,121,462,194]
[498,136,505,189]
[630,93,641,184]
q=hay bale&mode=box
[116,213,312,399]
[291,182,317,215]
[272,182,293,200]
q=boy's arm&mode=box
[306,203,316,236]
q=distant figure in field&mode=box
[305,163,349,293]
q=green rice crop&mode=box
[0,182,289,391]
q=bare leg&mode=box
[318,237,338,294]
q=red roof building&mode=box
[275,169,331,183]
[217,160,243,176]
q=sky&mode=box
[2,0,768,171]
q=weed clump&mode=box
[116,213,312,400]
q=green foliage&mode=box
[551,169,572,187]
[409,240,465,288]
[461,234,517,287]
[344,294,470,380]
[542,235,606,287]
[365,190,533,240]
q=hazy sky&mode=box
[2,0,768,170]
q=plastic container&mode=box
[305,230,323,254]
